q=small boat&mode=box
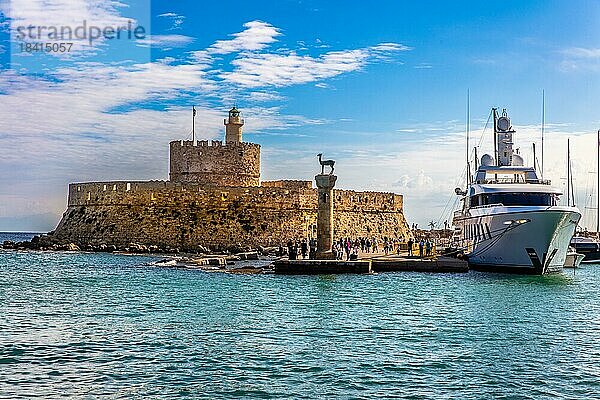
[564,246,585,268]
[571,236,600,263]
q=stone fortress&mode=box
[51,107,411,252]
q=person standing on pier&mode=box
[408,238,414,256]
[345,238,351,260]
[301,239,308,259]
[419,239,425,258]
[287,239,295,260]
[426,240,432,257]
[309,238,317,260]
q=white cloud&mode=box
[395,170,434,189]
[158,12,185,30]
[137,34,194,48]
[371,42,412,52]
[414,63,432,69]
[221,43,409,87]
[247,91,284,102]
[561,47,600,58]
[209,20,281,54]
[559,47,600,71]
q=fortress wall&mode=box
[53,181,410,251]
[261,180,313,189]
[169,140,261,187]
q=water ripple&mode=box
[1,251,600,399]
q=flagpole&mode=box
[192,106,196,144]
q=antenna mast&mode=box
[541,90,545,180]
[492,107,498,166]
[466,90,471,185]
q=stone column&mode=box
[315,174,337,259]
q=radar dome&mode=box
[481,154,495,166]
[512,154,524,166]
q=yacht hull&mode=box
[455,208,581,274]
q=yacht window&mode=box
[481,193,556,206]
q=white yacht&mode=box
[452,108,581,274]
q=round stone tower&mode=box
[225,107,243,143]
[169,107,260,187]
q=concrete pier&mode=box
[274,259,371,275]
[315,174,337,259]
[273,256,467,275]
[371,256,468,273]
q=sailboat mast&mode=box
[567,138,571,207]
[597,129,599,239]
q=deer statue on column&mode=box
[317,153,335,175]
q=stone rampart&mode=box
[53,181,410,251]
[261,180,313,189]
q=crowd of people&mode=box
[280,236,436,260]
[282,238,318,260]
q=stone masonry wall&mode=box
[261,180,313,189]
[52,181,410,251]
[169,140,261,187]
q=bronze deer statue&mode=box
[317,153,335,175]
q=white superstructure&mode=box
[452,108,581,274]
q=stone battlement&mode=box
[66,181,402,214]
[169,140,261,187]
[261,180,313,189]
[172,140,257,148]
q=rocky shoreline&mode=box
[1,233,281,256]
[1,233,281,274]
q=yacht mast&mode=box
[596,129,600,240]
[492,108,498,166]
[466,90,471,185]
[541,90,545,180]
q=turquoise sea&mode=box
[1,233,600,399]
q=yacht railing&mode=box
[471,203,504,209]
[475,179,552,185]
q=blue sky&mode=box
[0,0,599,231]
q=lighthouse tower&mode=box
[224,106,244,143]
